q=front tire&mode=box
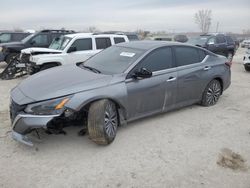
[201,79,222,106]
[244,65,250,72]
[88,99,118,145]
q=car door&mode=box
[67,38,96,63]
[126,47,177,120]
[174,46,206,106]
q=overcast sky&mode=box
[1,0,250,33]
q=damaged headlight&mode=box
[25,95,73,115]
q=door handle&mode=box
[167,77,176,82]
[203,66,211,71]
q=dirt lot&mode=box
[0,48,250,188]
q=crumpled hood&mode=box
[21,47,62,55]
[12,64,113,104]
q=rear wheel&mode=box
[244,65,250,72]
[5,53,18,64]
[201,79,222,106]
[88,99,118,145]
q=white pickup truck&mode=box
[20,33,129,74]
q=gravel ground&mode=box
[0,48,249,188]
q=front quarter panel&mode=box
[65,75,129,117]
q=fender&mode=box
[32,55,65,66]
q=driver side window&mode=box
[30,34,48,45]
[136,47,173,72]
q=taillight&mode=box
[225,62,232,68]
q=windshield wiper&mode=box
[81,65,101,73]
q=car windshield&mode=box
[187,36,209,46]
[82,46,144,74]
[21,33,35,43]
[49,36,72,50]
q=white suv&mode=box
[20,33,129,74]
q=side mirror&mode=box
[67,46,77,53]
[132,68,152,79]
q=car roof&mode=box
[65,33,127,38]
[116,40,193,50]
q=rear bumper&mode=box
[12,113,60,146]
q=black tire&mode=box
[88,99,118,145]
[227,52,233,62]
[40,63,58,71]
[5,53,18,64]
[244,65,250,72]
[201,79,222,106]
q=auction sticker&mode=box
[120,52,135,57]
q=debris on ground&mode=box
[217,148,248,171]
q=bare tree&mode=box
[194,10,212,33]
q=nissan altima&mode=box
[10,41,231,146]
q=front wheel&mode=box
[88,99,118,145]
[244,65,250,72]
[201,79,222,106]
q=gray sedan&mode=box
[10,41,231,146]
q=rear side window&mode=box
[225,36,234,44]
[137,47,173,72]
[127,34,139,41]
[71,38,92,51]
[175,47,200,66]
[216,35,226,43]
[95,38,111,49]
[114,37,125,44]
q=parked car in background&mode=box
[187,33,236,62]
[19,33,129,74]
[101,31,139,41]
[10,41,231,146]
[0,29,75,64]
[147,34,188,43]
[173,34,188,42]
[228,35,240,49]
[0,31,32,44]
[241,39,250,48]
[243,48,250,71]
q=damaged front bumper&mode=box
[12,113,60,146]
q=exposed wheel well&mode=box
[41,62,61,66]
[78,98,127,125]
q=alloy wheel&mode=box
[104,103,118,138]
[206,81,221,105]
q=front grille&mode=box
[10,99,26,123]
[20,53,30,64]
